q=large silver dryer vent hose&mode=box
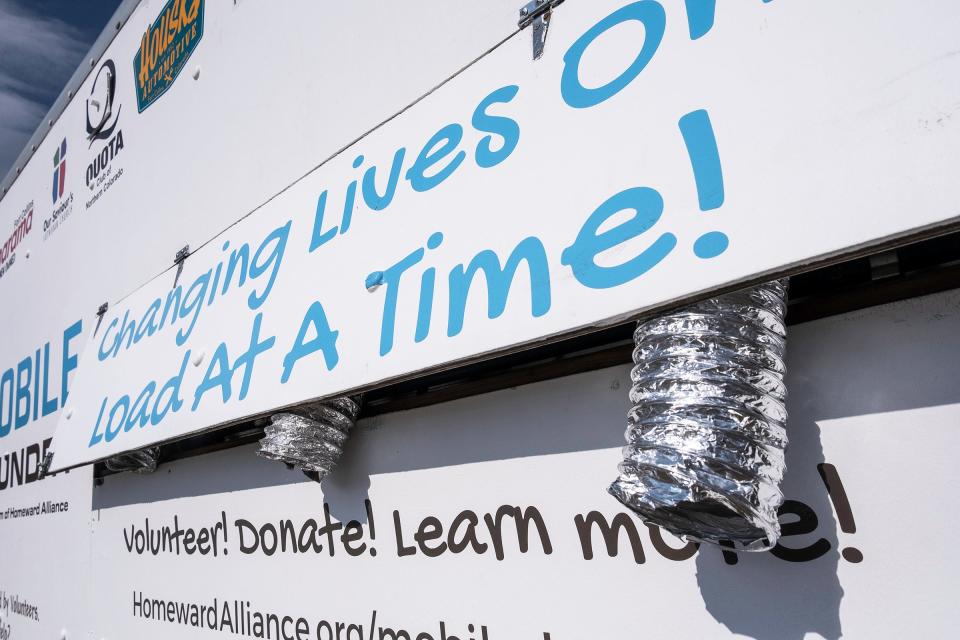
[257,396,362,479]
[609,280,789,551]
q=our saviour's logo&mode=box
[52,138,66,204]
[85,59,126,209]
[133,0,204,112]
[46,138,75,240]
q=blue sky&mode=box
[0,0,122,178]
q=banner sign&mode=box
[49,0,960,469]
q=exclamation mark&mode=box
[365,499,378,557]
[678,109,729,260]
[817,463,863,563]
[221,510,229,556]
[684,0,717,40]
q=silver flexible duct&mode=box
[609,280,789,551]
[104,446,160,474]
[257,396,361,478]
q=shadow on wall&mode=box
[690,290,960,638]
[314,442,372,524]
[695,415,843,640]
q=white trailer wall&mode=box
[83,289,960,639]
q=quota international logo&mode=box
[133,0,204,112]
[85,59,127,210]
[86,59,121,145]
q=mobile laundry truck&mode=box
[1,0,959,638]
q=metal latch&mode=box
[173,244,190,287]
[519,0,564,60]
[94,301,109,336]
[39,451,54,479]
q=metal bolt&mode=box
[520,7,528,16]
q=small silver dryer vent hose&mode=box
[104,446,160,474]
[257,396,361,479]
[609,280,789,551]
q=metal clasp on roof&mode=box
[173,244,190,288]
[518,0,564,60]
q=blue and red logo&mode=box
[52,138,67,204]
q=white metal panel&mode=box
[84,289,960,639]
[49,0,960,468]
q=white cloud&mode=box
[0,0,89,177]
